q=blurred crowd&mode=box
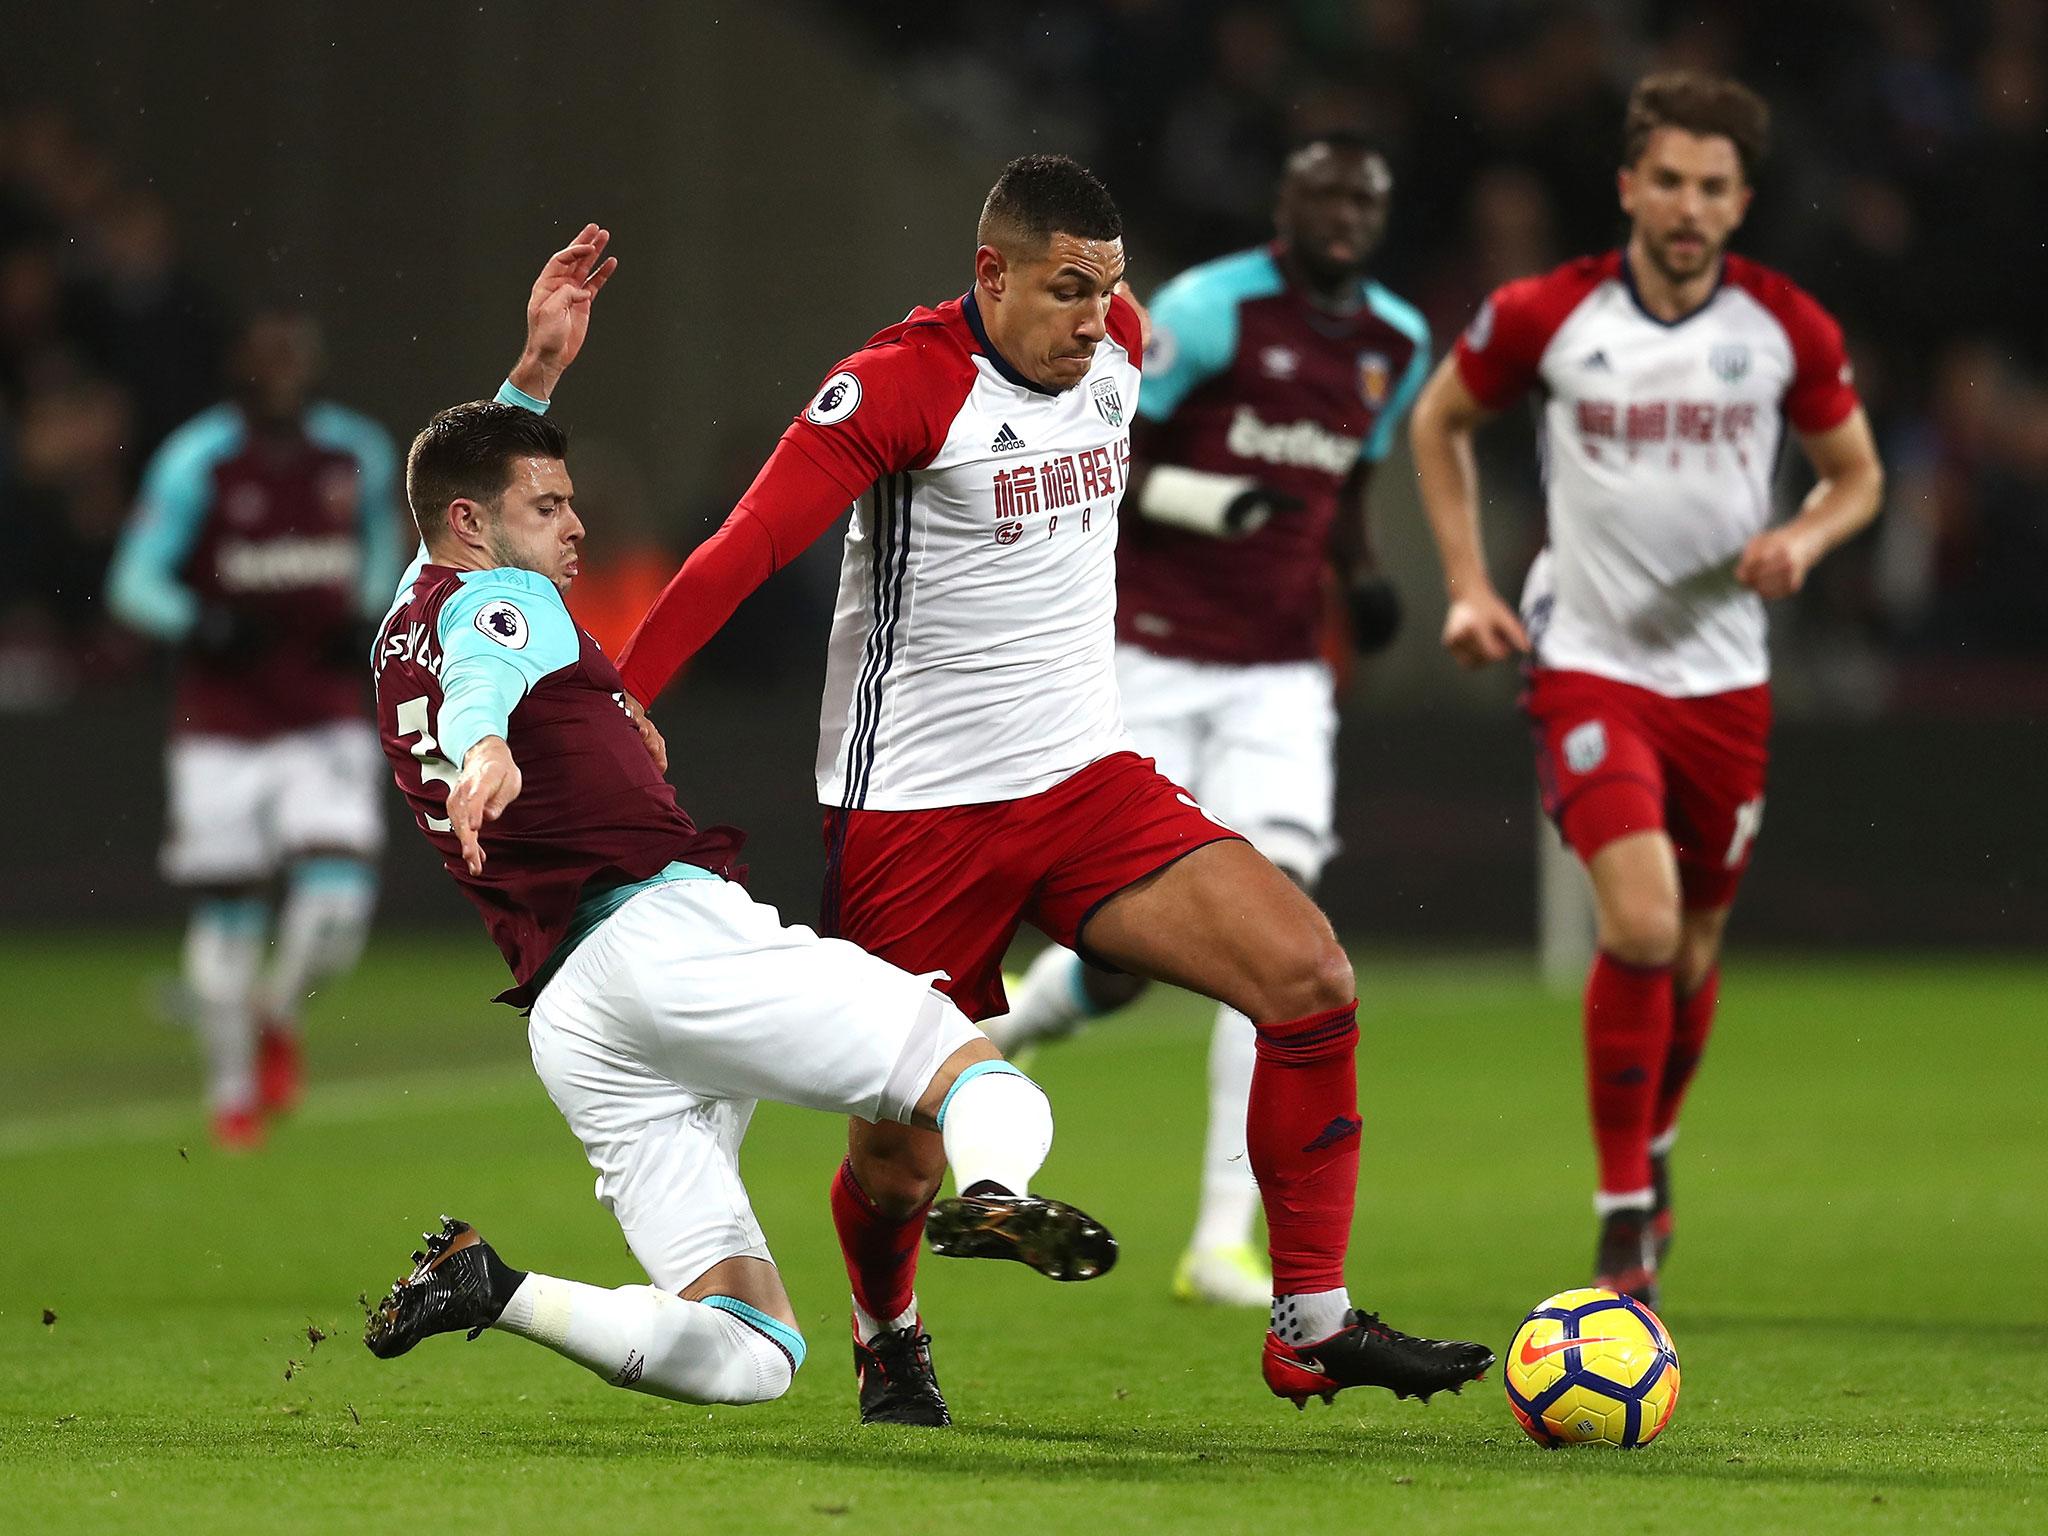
[856,0,2048,677]
[0,107,226,709]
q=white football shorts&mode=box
[161,719,386,885]
[1114,644,1339,884]
[525,876,981,1292]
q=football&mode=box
[1504,1287,1681,1448]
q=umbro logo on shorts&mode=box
[991,423,1026,453]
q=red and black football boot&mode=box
[924,1188,1116,1282]
[854,1318,951,1426]
[1262,1309,1495,1407]
[364,1217,523,1359]
[1594,1207,1660,1306]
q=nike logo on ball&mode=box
[1519,1334,1622,1366]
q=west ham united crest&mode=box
[1090,376,1124,427]
[1358,351,1392,408]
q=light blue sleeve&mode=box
[434,567,583,763]
[104,407,244,641]
[1137,250,1284,422]
[307,403,405,620]
[1361,284,1432,463]
[495,379,551,414]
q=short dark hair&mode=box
[1623,71,1771,180]
[977,154,1122,253]
[405,400,568,542]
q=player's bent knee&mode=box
[1602,903,1681,968]
[1243,933,1354,1022]
[689,1299,805,1405]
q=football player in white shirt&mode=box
[1409,72,1884,1305]
[618,156,1493,1425]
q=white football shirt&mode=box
[781,291,1146,809]
[1456,251,1859,696]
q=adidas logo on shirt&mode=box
[990,423,1026,453]
[1581,349,1612,371]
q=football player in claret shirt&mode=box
[985,131,1431,1310]
[106,309,402,1150]
[617,156,1493,1424]
[1409,73,1884,1302]
[361,231,1114,1409]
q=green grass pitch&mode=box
[3,935,2044,1533]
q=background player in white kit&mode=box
[363,229,1115,1408]
[987,132,1431,1309]
[1408,73,1884,1302]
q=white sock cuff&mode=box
[1649,1125,1679,1156]
[1593,1187,1656,1217]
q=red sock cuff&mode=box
[1596,952,1674,978]
[1254,1001,1359,1065]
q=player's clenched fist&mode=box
[447,736,524,875]
[1441,587,1529,669]
[1734,525,1817,601]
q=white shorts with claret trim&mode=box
[161,720,385,886]
[526,876,980,1292]
[1114,644,1339,885]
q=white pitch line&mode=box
[0,1061,536,1161]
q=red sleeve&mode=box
[1453,257,1611,411]
[616,328,972,704]
[1107,290,1144,369]
[614,438,853,704]
[1737,265,1859,434]
[776,329,963,498]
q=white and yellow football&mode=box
[1504,1287,1680,1448]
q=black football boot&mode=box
[854,1318,951,1426]
[924,1187,1117,1282]
[1263,1309,1496,1407]
[364,1216,523,1359]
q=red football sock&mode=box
[1248,1001,1361,1294]
[829,1158,927,1326]
[1652,967,1720,1142]
[1584,952,1674,1200]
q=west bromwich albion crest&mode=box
[1090,376,1124,427]
[1709,343,1751,383]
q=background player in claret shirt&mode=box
[362,231,1113,1409]
[105,308,401,1150]
[1408,73,1885,1303]
[985,132,1431,1310]
[617,155,1492,1424]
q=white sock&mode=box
[1189,1003,1262,1254]
[984,946,1095,1052]
[1271,1288,1352,1345]
[260,858,376,1025]
[851,1294,920,1343]
[492,1274,800,1405]
[936,1062,1052,1194]
[186,899,267,1111]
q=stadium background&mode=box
[2,0,2042,952]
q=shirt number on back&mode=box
[395,695,457,833]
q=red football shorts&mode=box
[1523,668,1772,910]
[820,751,1243,1022]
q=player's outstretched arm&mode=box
[1409,354,1528,668]
[505,223,618,405]
[446,736,523,876]
[1736,408,1885,601]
